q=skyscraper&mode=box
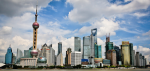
[89,28,97,65]
[94,43,102,58]
[56,53,63,66]
[31,5,39,58]
[40,43,51,66]
[74,37,81,52]
[114,46,121,65]
[58,42,62,55]
[83,36,91,59]
[136,52,140,66]
[105,34,113,59]
[48,44,55,65]
[65,48,72,65]
[16,48,23,64]
[106,49,117,66]
[5,45,13,64]
[129,43,134,66]
[121,41,130,65]
[57,42,63,66]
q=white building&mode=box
[71,51,82,66]
[40,43,51,66]
[48,44,55,66]
[20,58,37,67]
[56,53,63,66]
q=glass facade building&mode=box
[74,37,81,52]
[114,46,121,64]
[89,28,97,65]
[5,47,13,64]
[94,43,102,58]
[24,50,32,58]
[58,42,62,55]
[105,42,113,52]
[16,48,23,64]
[83,36,91,59]
[129,43,134,66]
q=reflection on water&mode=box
[1,69,150,71]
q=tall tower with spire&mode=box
[30,5,39,58]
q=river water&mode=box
[1,69,150,71]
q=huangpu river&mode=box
[1,69,150,71]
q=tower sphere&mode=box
[32,22,39,29]
[30,50,38,56]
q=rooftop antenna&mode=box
[9,44,11,47]
[109,33,110,37]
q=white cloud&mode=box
[143,30,150,36]
[0,26,12,35]
[79,18,119,37]
[132,12,149,18]
[66,0,150,23]
[124,0,133,2]
[119,28,140,34]
[0,0,52,17]
[136,36,140,39]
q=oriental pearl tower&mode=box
[30,5,39,58]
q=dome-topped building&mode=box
[37,56,47,66]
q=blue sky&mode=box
[0,0,150,63]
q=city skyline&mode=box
[0,0,150,63]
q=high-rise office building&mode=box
[16,48,23,64]
[136,52,140,66]
[89,28,97,65]
[58,42,62,55]
[24,47,33,58]
[105,34,113,59]
[129,43,134,66]
[65,48,72,65]
[105,42,113,53]
[71,51,82,66]
[74,37,81,52]
[56,53,63,66]
[133,50,136,66]
[114,46,121,65]
[106,49,117,66]
[142,56,145,66]
[40,43,51,66]
[139,53,142,66]
[105,42,113,59]
[57,42,63,66]
[121,41,130,65]
[5,45,13,64]
[94,43,102,58]
[83,36,91,59]
[48,44,55,66]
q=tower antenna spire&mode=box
[35,0,38,22]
